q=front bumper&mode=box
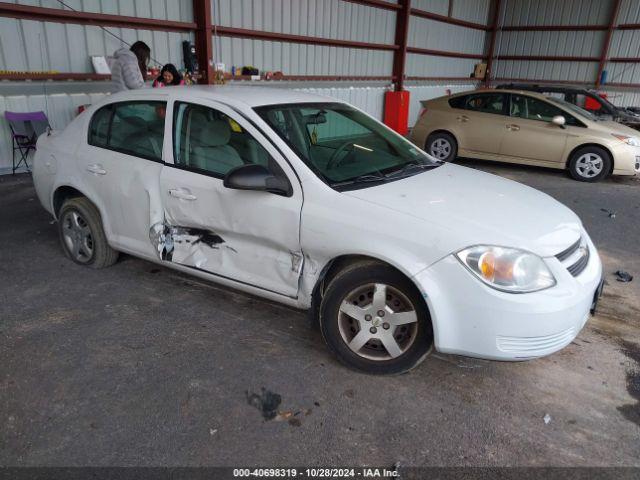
[612,142,640,176]
[413,234,603,360]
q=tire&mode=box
[319,261,434,375]
[568,146,611,182]
[426,132,458,162]
[58,197,119,268]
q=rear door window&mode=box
[463,93,507,115]
[88,101,166,161]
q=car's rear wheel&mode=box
[568,146,611,182]
[426,132,457,162]
[319,261,433,375]
[58,197,119,268]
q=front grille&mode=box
[555,238,581,262]
[567,247,590,276]
[555,236,590,277]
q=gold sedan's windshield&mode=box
[255,103,440,189]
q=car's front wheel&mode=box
[568,146,611,182]
[426,132,457,162]
[58,197,119,268]
[320,261,433,375]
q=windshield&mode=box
[546,96,598,121]
[254,103,440,189]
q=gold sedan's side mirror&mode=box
[552,115,566,129]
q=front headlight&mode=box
[612,134,640,146]
[456,246,556,293]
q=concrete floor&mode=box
[1,162,639,467]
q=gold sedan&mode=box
[410,89,640,182]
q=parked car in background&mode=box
[496,83,640,130]
[33,86,603,374]
[411,89,640,182]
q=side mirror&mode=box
[223,164,292,197]
[551,115,566,128]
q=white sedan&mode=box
[33,86,603,374]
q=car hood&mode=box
[343,163,582,258]
[597,120,640,136]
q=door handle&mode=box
[168,188,197,201]
[86,164,106,175]
[457,115,469,123]
[506,124,520,131]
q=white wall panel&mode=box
[412,0,490,24]
[406,53,477,78]
[602,88,640,107]
[605,62,640,85]
[7,0,193,21]
[0,19,193,73]
[212,0,396,45]
[215,37,393,76]
[452,0,491,25]
[501,0,613,26]
[295,85,388,119]
[409,16,486,54]
[492,0,620,84]
[609,29,640,59]
[494,60,599,82]
[411,0,448,15]
[616,0,640,24]
[497,30,604,57]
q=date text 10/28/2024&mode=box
[233,468,400,478]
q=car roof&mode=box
[496,83,594,94]
[449,88,550,100]
[108,85,339,108]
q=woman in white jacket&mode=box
[111,41,151,92]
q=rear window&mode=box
[448,96,467,109]
[448,93,507,115]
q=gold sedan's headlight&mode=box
[612,134,640,147]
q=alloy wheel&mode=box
[430,138,451,160]
[575,153,604,179]
[337,283,418,361]
[61,210,94,263]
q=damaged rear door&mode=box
[153,99,303,298]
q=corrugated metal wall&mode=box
[214,38,394,76]
[406,0,489,78]
[412,0,490,24]
[491,0,640,89]
[0,0,193,73]
[608,0,640,86]
[0,0,495,172]
[500,0,612,26]
[211,0,396,76]
[493,0,613,82]
[492,0,640,109]
[213,0,396,43]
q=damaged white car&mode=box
[33,86,604,374]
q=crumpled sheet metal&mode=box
[149,222,225,269]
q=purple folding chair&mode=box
[4,111,51,174]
